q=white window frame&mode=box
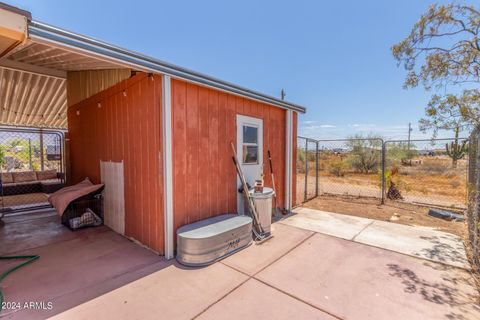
[241,125,260,165]
[236,115,263,167]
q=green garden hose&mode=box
[0,255,39,314]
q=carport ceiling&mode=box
[0,40,126,129]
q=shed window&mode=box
[242,125,259,164]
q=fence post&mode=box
[381,140,385,205]
[39,128,44,171]
[315,140,319,198]
[304,139,308,202]
[474,130,480,265]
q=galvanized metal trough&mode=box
[176,214,252,267]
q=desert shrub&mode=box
[297,148,305,162]
[328,160,348,177]
[421,160,448,173]
[385,142,418,166]
[346,134,382,174]
[306,151,316,162]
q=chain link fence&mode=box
[297,136,469,211]
[0,128,65,214]
[384,138,468,210]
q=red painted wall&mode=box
[67,73,165,253]
[68,73,299,254]
[171,79,296,232]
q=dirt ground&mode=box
[302,195,466,237]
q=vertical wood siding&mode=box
[67,73,164,253]
[171,79,291,232]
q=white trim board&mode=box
[162,74,174,259]
[285,110,293,211]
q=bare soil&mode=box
[302,195,467,237]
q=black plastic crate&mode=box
[62,192,104,230]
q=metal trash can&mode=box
[248,187,274,235]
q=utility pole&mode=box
[407,122,412,150]
[280,89,286,101]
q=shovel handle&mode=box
[268,150,274,174]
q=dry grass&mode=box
[297,155,467,207]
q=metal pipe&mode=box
[304,139,308,203]
[39,128,44,171]
[315,141,319,197]
[28,138,32,170]
[381,141,386,205]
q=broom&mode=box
[268,150,283,217]
[230,142,268,242]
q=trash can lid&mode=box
[249,187,275,199]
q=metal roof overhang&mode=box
[27,20,306,114]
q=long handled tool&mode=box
[230,142,268,242]
[268,150,283,218]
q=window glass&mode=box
[243,146,258,164]
[243,126,258,144]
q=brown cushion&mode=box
[1,172,13,184]
[13,171,37,183]
[36,170,57,181]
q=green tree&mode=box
[392,3,480,90]
[346,134,382,174]
[392,3,480,135]
[420,91,480,137]
[419,91,475,167]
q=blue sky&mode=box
[7,0,474,140]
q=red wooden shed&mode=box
[0,3,306,258]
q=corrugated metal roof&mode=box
[0,40,126,129]
[8,42,123,71]
[0,66,67,128]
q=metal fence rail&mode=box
[296,136,469,211]
[0,128,65,214]
[296,136,318,205]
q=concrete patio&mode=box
[53,209,478,320]
[1,208,479,319]
[282,207,470,269]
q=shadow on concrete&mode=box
[387,263,479,319]
[415,235,467,267]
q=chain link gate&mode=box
[0,128,65,214]
[297,135,469,210]
[384,138,468,210]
